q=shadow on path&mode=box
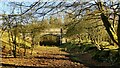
[57,43,120,68]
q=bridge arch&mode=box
[39,34,61,46]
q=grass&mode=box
[1,31,31,48]
[60,42,120,66]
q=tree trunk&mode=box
[13,27,17,58]
[60,28,63,45]
[23,33,26,56]
[10,31,17,58]
[31,33,35,55]
[100,13,118,46]
[97,1,119,47]
[117,15,120,47]
[30,47,33,55]
[13,35,17,58]
[8,30,12,55]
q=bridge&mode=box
[40,28,67,45]
[40,28,66,35]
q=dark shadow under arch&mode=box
[39,34,61,46]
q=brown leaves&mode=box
[2,46,87,68]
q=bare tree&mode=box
[1,0,120,57]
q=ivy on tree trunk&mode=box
[101,13,119,46]
[117,15,120,47]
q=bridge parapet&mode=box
[40,28,67,45]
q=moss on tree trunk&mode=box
[101,13,119,46]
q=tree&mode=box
[1,0,120,56]
[62,1,120,47]
[97,1,120,47]
[25,19,49,55]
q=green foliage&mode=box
[92,49,120,64]
[79,43,97,53]
[64,11,110,46]
[41,34,60,46]
[61,42,120,65]
[40,34,59,42]
[61,42,79,52]
[49,16,63,28]
[61,42,97,53]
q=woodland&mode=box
[1,0,120,67]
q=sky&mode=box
[0,1,35,14]
[0,0,39,2]
[0,0,119,23]
[0,0,119,26]
[0,0,76,14]
[0,0,37,25]
[0,0,102,14]
[0,0,66,24]
[0,0,77,2]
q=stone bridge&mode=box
[40,28,67,45]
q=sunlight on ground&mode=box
[1,46,86,68]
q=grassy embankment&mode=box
[1,31,32,57]
[59,42,119,66]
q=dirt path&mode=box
[2,46,88,68]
